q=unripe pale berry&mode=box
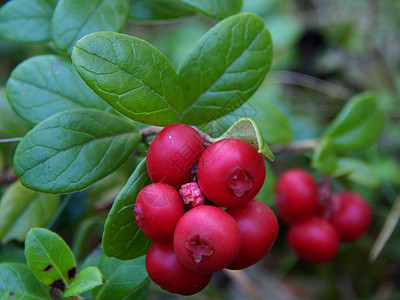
[287,217,340,263]
[197,139,266,208]
[134,183,184,242]
[146,124,205,188]
[226,199,279,270]
[323,191,372,242]
[173,205,241,272]
[275,169,320,225]
[146,242,212,296]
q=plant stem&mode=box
[270,139,319,153]
[0,137,22,143]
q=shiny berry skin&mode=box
[197,139,266,208]
[146,242,212,296]
[173,205,241,272]
[134,183,184,242]
[146,124,205,188]
[225,199,279,270]
[275,169,320,225]
[287,217,340,263]
[324,191,372,242]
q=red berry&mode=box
[275,169,320,225]
[146,124,205,188]
[225,199,279,270]
[287,217,340,263]
[134,183,184,242]
[179,182,205,209]
[323,191,372,242]
[173,205,241,272]
[146,242,212,296]
[197,139,266,208]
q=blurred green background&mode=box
[0,0,400,299]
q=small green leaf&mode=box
[0,181,60,244]
[179,13,273,125]
[323,92,384,151]
[13,109,140,194]
[63,267,103,297]
[51,0,129,53]
[0,263,51,299]
[0,0,56,44]
[102,158,152,260]
[24,228,76,289]
[215,118,274,161]
[312,139,337,174]
[6,55,108,125]
[0,88,30,138]
[128,0,195,20]
[72,31,183,126]
[177,0,242,19]
[92,255,148,300]
[335,157,380,188]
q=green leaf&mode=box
[13,109,140,194]
[322,92,384,151]
[0,88,30,138]
[0,181,60,244]
[24,228,76,289]
[92,255,148,300]
[0,0,56,44]
[0,263,51,299]
[177,0,242,19]
[178,13,273,125]
[255,162,275,204]
[335,157,380,188]
[63,267,103,297]
[312,139,337,174]
[215,118,274,161]
[6,55,108,125]
[72,31,183,126]
[51,0,129,53]
[128,0,195,20]
[102,158,152,260]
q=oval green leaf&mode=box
[63,266,103,297]
[312,139,337,174]
[0,88,30,138]
[102,158,152,260]
[215,118,274,161]
[72,31,183,126]
[24,228,76,289]
[0,181,60,244]
[13,109,140,194]
[0,263,51,299]
[335,157,380,188]
[6,55,108,125]
[178,13,273,125]
[92,255,148,300]
[51,0,129,53]
[128,0,195,20]
[323,92,384,151]
[0,0,56,44]
[177,0,242,19]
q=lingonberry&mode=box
[146,124,205,188]
[225,199,279,270]
[275,169,320,225]
[146,242,212,296]
[173,205,241,273]
[197,138,266,208]
[287,217,340,263]
[134,183,184,242]
[323,191,372,242]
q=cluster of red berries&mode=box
[275,169,372,263]
[134,124,279,295]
